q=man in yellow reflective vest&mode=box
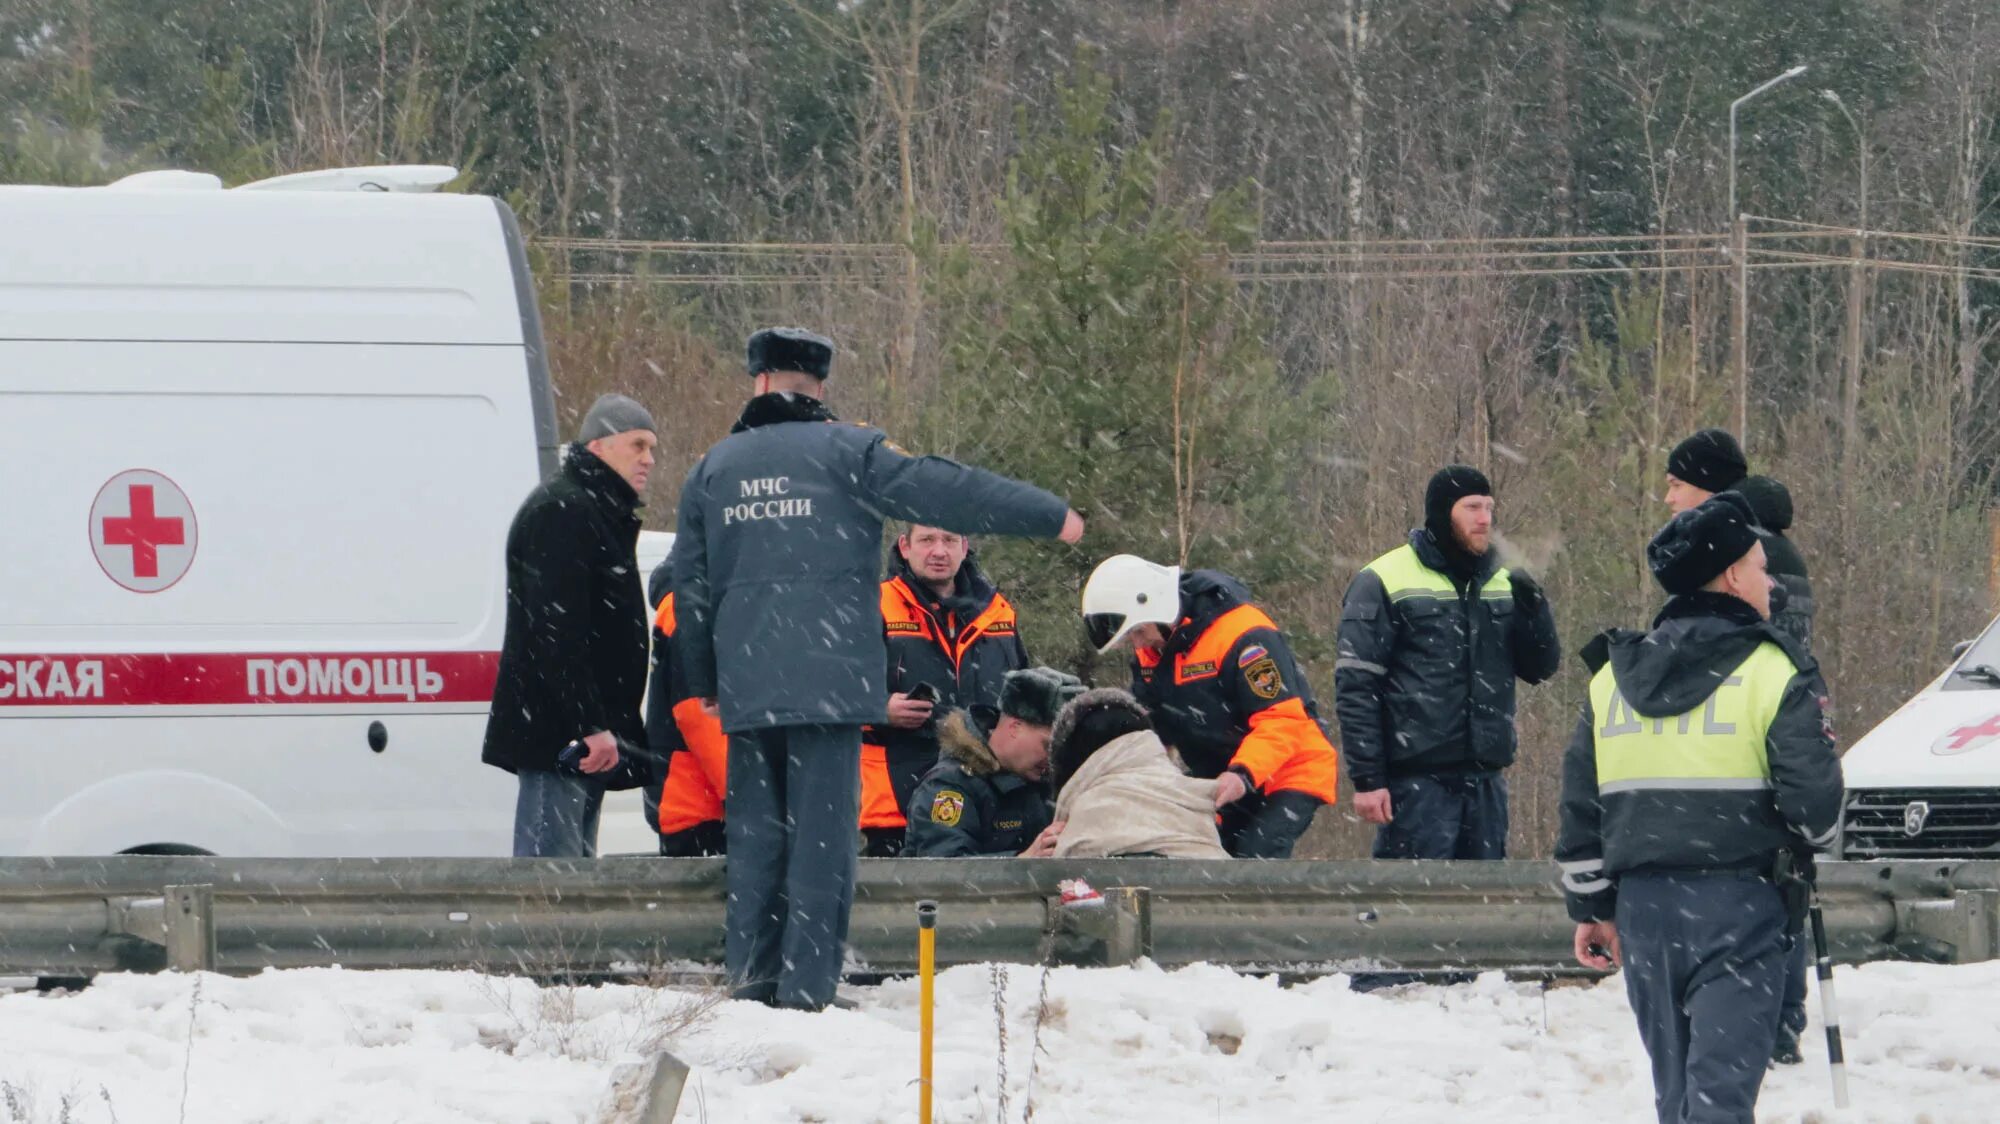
[1557,492,1843,1124]
[1334,466,1561,861]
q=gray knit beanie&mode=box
[578,393,657,442]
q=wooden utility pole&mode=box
[1835,230,1867,691]
[1732,213,1750,439]
[1990,505,2000,612]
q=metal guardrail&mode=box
[0,857,1991,979]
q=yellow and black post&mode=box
[917,899,939,1124]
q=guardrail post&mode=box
[1106,887,1152,966]
[1043,886,1152,967]
[164,884,215,972]
[1956,889,1999,963]
[635,1052,690,1123]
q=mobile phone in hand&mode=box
[558,740,588,772]
[906,682,940,704]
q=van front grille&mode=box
[1842,788,2000,858]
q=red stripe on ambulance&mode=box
[0,653,500,706]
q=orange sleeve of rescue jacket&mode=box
[1220,624,1339,802]
[1233,699,1340,802]
[673,697,730,799]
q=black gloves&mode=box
[1510,570,1546,614]
[1772,847,1817,935]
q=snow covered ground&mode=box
[0,960,1992,1123]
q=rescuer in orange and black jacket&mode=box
[1082,557,1339,858]
[644,564,725,856]
[860,526,1030,855]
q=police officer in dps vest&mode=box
[903,666,1083,857]
[1080,556,1340,858]
[668,327,1084,1011]
[860,525,1030,856]
[1557,493,1843,1124]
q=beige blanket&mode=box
[1052,730,1228,859]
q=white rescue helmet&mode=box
[1081,554,1182,653]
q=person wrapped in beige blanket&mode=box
[1045,688,1228,859]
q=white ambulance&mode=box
[1837,612,2000,859]
[0,165,562,856]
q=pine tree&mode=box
[924,55,1330,677]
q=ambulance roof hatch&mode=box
[233,165,459,193]
[104,170,225,191]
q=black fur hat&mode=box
[1647,491,1762,595]
[999,666,1086,729]
[746,326,835,380]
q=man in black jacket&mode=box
[1334,466,1561,862]
[1557,492,1842,1124]
[904,667,1081,858]
[669,327,1083,1011]
[1733,474,1817,1066]
[482,394,657,857]
[1735,475,1813,650]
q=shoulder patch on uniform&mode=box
[1244,655,1283,700]
[930,789,965,827]
[853,423,913,456]
[1237,644,1269,667]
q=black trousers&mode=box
[1369,771,1509,860]
[724,724,862,1011]
[1619,871,1791,1124]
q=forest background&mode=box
[8,0,2000,856]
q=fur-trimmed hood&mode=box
[936,708,1001,777]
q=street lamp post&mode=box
[1729,65,1809,225]
[1728,64,1807,438]
[1821,90,1867,231]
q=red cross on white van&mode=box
[90,470,199,593]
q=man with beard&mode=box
[1335,466,1562,862]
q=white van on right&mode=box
[1838,612,2000,859]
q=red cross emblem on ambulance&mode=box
[90,470,199,593]
[1933,713,2000,757]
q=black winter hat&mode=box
[1667,428,1748,494]
[1732,475,1793,533]
[1647,491,1763,595]
[999,666,1087,729]
[1424,465,1493,544]
[1048,688,1152,794]
[746,326,835,380]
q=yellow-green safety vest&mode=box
[1588,643,1798,795]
